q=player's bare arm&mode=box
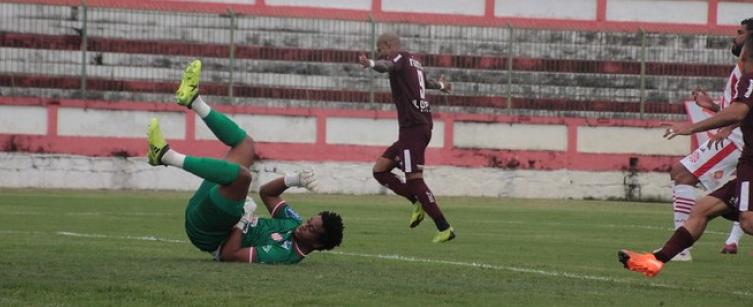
[692,88,720,112]
[358,54,395,73]
[219,228,252,262]
[426,74,452,94]
[665,102,750,139]
[260,171,318,214]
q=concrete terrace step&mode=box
[1,2,735,63]
[0,47,727,103]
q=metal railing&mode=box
[0,1,737,119]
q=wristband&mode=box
[368,59,375,68]
[438,81,445,90]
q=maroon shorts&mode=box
[709,161,753,221]
[381,125,432,173]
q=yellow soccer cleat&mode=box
[432,226,455,243]
[176,59,202,107]
[618,249,664,278]
[147,118,170,166]
[409,203,425,228]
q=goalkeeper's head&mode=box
[296,211,344,251]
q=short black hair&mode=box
[318,211,343,250]
[742,18,753,31]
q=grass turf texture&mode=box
[1,189,752,306]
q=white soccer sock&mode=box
[283,173,301,187]
[161,149,186,168]
[191,96,211,118]
[726,222,744,245]
[672,184,696,229]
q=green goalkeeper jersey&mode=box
[239,203,306,264]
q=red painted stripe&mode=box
[0,32,732,78]
[2,0,738,35]
[0,96,686,171]
[691,143,738,178]
[0,96,681,127]
[0,74,687,114]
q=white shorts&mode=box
[680,140,740,191]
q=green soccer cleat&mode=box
[432,227,455,243]
[147,118,170,166]
[409,203,425,228]
[176,59,202,108]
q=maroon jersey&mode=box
[735,72,753,163]
[388,51,433,130]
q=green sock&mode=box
[183,156,240,186]
[203,110,247,147]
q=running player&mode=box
[147,60,343,264]
[358,32,455,243]
[668,17,753,259]
[618,32,753,277]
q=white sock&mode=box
[726,222,744,245]
[283,173,301,187]
[672,184,695,229]
[192,96,211,118]
[161,149,186,168]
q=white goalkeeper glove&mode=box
[284,169,319,192]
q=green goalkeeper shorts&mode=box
[184,180,244,252]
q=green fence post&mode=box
[639,28,646,119]
[368,14,376,104]
[507,23,513,110]
[80,0,88,97]
[228,10,237,102]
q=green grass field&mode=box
[1,188,752,306]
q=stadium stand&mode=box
[0,1,738,118]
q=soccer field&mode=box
[1,189,751,306]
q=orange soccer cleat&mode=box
[618,249,664,278]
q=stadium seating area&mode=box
[0,2,738,117]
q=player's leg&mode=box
[373,148,417,204]
[619,193,730,277]
[400,127,454,243]
[721,222,743,254]
[668,161,698,261]
[148,117,250,252]
[619,179,736,277]
[670,140,738,259]
[175,59,255,198]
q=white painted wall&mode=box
[196,114,316,143]
[606,0,707,24]
[0,105,46,135]
[577,126,689,155]
[266,0,371,10]
[717,2,753,26]
[57,109,185,139]
[0,153,675,201]
[495,0,596,20]
[325,117,444,148]
[454,122,567,151]
[382,0,486,16]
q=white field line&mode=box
[1,212,731,236]
[1,229,751,298]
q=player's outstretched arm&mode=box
[665,102,749,139]
[259,170,318,215]
[426,74,452,94]
[358,54,395,73]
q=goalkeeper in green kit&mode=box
[147,60,344,264]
